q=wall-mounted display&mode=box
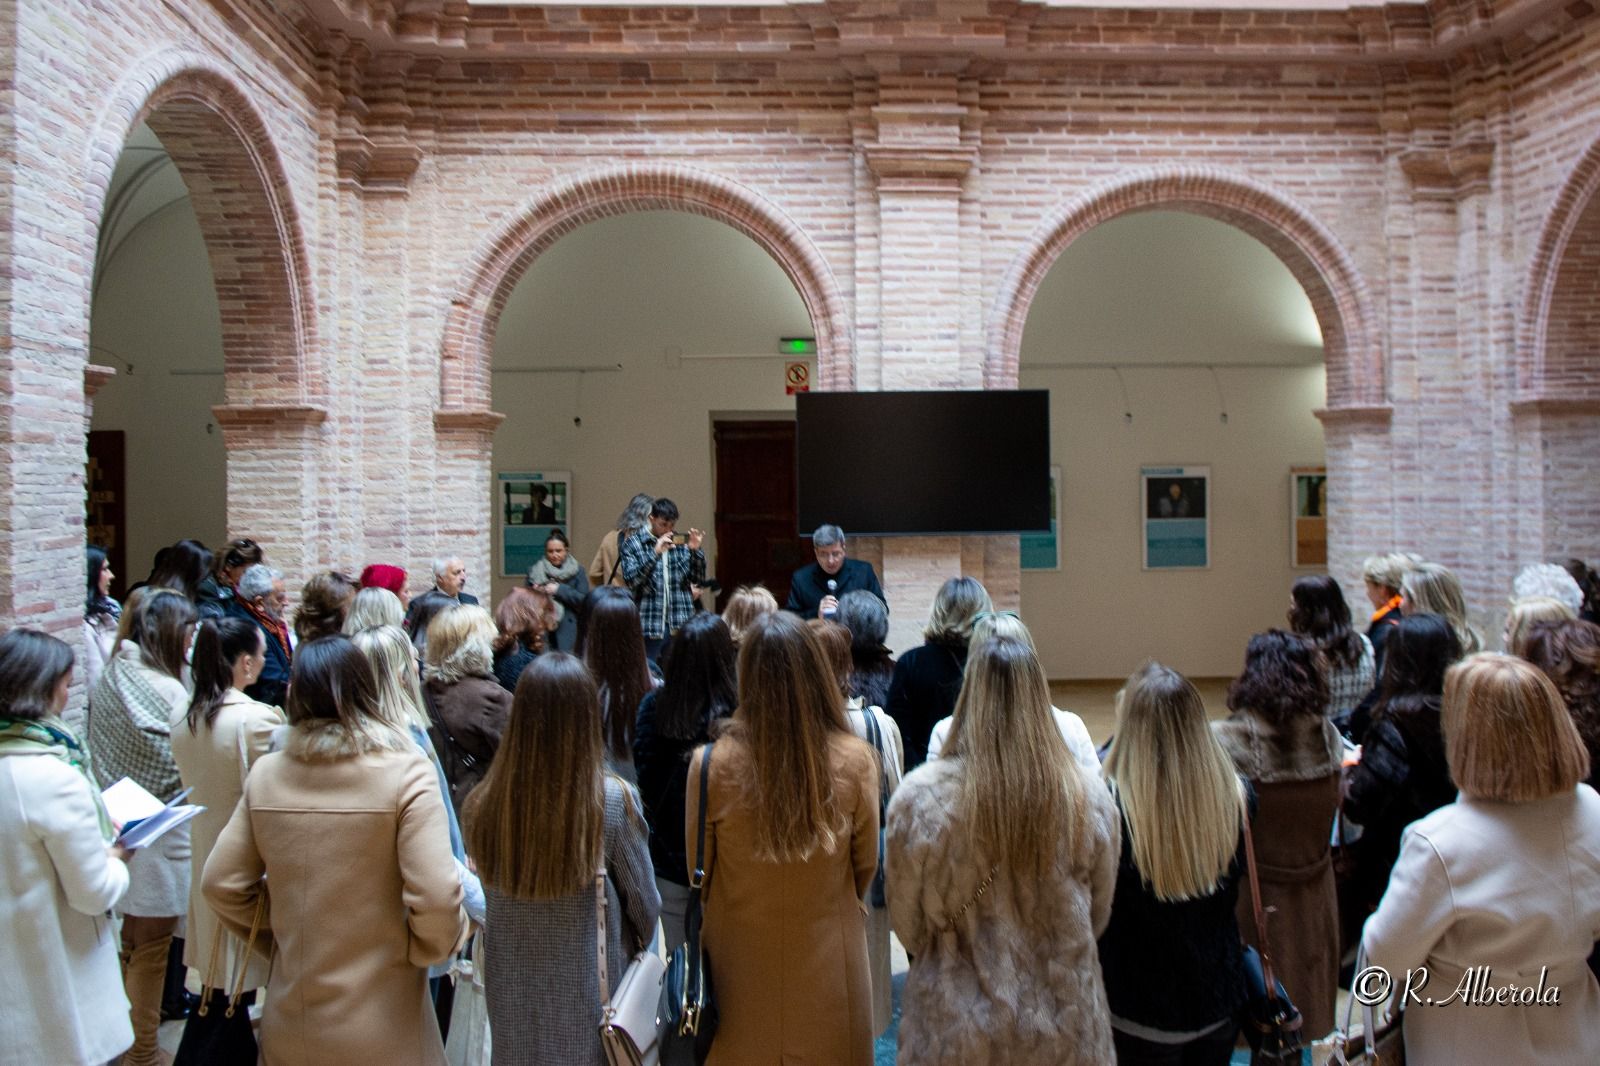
[1020,466,1061,571]
[1291,466,1327,568]
[498,470,571,577]
[1142,465,1210,569]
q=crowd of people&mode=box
[4,504,1600,1066]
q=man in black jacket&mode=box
[785,524,884,618]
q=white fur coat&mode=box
[885,756,1121,1065]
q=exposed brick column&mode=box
[432,410,506,608]
[212,404,330,600]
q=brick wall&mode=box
[3,0,1600,677]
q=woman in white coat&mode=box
[0,629,134,1066]
[1363,653,1600,1064]
[170,616,284,1049]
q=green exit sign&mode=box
[780,337,816,355]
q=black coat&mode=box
[886,639,967,770]
[633,690,715,885]
[784,558,884,618]
[223,598,290,707]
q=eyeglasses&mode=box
[973,610,1020,622]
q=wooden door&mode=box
[713,420,804,610]
[87,430,128,600]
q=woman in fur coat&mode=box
[886,629,1121,1066]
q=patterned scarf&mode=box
[0,716,114,840]
[87,649,184,800]
[526,554,583,623]
[239,596,292,662]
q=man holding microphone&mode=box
[620,496,707,660]
[785,524,885,619]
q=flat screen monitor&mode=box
[795,390,1051,536]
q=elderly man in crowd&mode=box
[225,563,292,706]
[785,524,885,619]
[403,553,478,635]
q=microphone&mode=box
[823,579,838,618]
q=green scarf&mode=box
[0,716,115,840]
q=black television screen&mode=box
[795,390,1051,536]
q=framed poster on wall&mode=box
[498,470,571,578]
[1291,466,1327,568]
[1142,465,1210,570]
[1020,466,1061,571]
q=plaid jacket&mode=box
[619,530,706,638]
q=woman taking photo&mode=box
[1214,630,1343,1040]
[887,576,992,770]
[582,586,656,784]
[202,636,469,1066]
[83,544,121,701]
[1098,662,1251,1064]
[170,617,284,1053]
[633,611,737,948]
[1287,575,1373,723]
[686,611,880,1066]
[1363,654,1600,1063]
[1341,612,1461,926]
[422,604,512,818]
[888,634,1120,1064]
[527,528,589,652]
[86,587,197,1066]
[0,629,134,1066]
[463,652,660,1064]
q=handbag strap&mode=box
[1241,811,1283,999]
[421,683,478,771]
[595,865,612,1016]
[940,863,1000,932]
[861,709,889,818]
[224,890,269,1018]
[690,740,715,891]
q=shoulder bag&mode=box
[860,710,890,909]
[596,864,667,1066]
[661,740,718,1064]
[172,891,268,1066]
[1240,814,1305,1064]
[1322,945,1404,1065]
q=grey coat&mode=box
[484,776,661,1066]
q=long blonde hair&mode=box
[1103,662,1245,902]
[464,652,613,898]
[1403,563,1483,655]
[943,632,1088,881]
[349,624,430,734]
[424,604,497,683]
[344,587,405,634]
[724,611,855,862]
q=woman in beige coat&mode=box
[887,631,1121,1066]
[202,635,469,1066]
[170,617,284,1036]
[1363,654,1600,1065]
[686,611,880,1066]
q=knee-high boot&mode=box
[123,935,172,1066]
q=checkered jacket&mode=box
[619,530,706,638]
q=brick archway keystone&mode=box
[438,162,853,414]
[985,166,1382,410]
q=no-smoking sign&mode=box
[785,361,811,395]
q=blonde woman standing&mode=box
[1401,562,1484,655]
[887,634,1121,1065]
[423,605,512,817]
[887,576,992,769]
[170,616,284,1055]
[1098,663,1251,1064]
[686,611,880,1066]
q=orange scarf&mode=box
[1370,594,1402,626]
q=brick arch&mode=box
[1518,133,1600,396]
[84,48,317,405]
[439,162,852,411]
[985,166,1382,408]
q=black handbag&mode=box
[1239,816,1304,1063]
[860,709,889,909]
[173,893,267,1066]
[660,740,718,1065]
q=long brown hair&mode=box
[723,611,855,862]
[464,653,610,898]
[943,633,1090,882]
[132,588,198,681]
[582,587,653,763]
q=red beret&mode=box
[359,564,407,595]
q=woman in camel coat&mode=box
[685,612,880,1066]
[1214,630,1344,1039]
[202,636,468,1066]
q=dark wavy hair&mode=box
[1287,575,1365,669]
[151,539,213,602]
[655,613,737,741]
[293,570,358,644]
[1521,619,1600,780]
[187,617,265,732]
[581,586,653,763]
[86,544,117,621]
[1226,629,1330,724]
[1376,612,1461,721]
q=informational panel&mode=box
[1291,466,1328,568]
[1020,466,1061,571]
[1142,465,1210,570]
[498,470,571,578]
